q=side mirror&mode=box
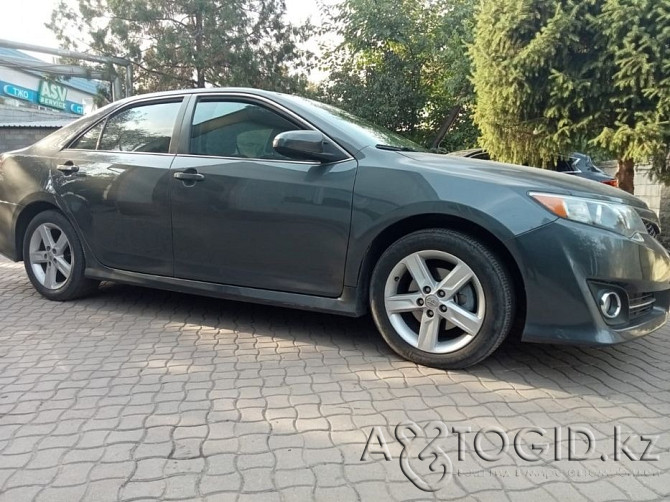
[273,130,341,163]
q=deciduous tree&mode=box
[319,0,477,149]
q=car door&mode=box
[52,97,186,276]
[169,94,357,297]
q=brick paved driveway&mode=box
[0,256,669,501]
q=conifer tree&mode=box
[470,0,670,193]
[48,0,310,93]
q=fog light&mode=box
[599,291,622,319]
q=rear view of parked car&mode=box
[448,148,619,187]
[0,88,668,369]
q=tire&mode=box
[369,229,515,369]
[23,210,99,301]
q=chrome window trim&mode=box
[65,150,178,157]
[186,92,354,162]
[174,153,352,167]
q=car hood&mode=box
[404,152,646,209]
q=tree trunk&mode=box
[615,158,635,194]
[195,9,205,88]
[431,105,461,150]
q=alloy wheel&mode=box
[28,223,73,290]
[383,250,486,354]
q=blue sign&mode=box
[0,81,37,103]
[68,102,84,115]
[0,80,85,115]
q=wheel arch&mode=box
[356,213,527,333]
[14,200,63,261]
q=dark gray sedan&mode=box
[0,88,668,369]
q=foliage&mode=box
[317,0,478,148]
[470,0,670,184]
[595,0,670,182]
[48,0,311,94]
[470,0,608,167]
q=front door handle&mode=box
[56,162,79,174]
[173,171,205,182]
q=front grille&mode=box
[629,292,655,320]
[643,219,660,238]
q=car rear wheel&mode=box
[370,229,515,369]
[23,210,99,301]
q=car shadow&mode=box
[91,281,390,353]
[76,282,670,403]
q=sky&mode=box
[0,0,336,64]
[0,0,61,52]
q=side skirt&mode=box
[85,265,367,317]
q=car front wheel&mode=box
[23,210,99,301]
[370,229,515,369]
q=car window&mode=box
[471,152,490,160]
[585,157,605,173]
[70,122,104,150]
[189,100,300,159]
[98,101,182,153]
[555,158,576,172]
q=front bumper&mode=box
[514,219,670,345]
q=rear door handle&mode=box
[57,163,79,173]
[173,172,205,182]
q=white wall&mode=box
[634,165,662,217]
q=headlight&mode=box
[530,192,647,239]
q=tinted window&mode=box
[578,155,605,173]
[555,158,576,172]
[471,152,490,160]
[70,122,104,150]
[99,101,182,153]
[190,100,299,159]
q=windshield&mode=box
[286,96,426,151]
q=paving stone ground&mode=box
[0,255,669,501]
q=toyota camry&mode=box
[0,88,668,369]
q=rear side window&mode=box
[189,100,299,159]
[98,101,182,153]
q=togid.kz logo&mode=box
[361,422,661,492]
[362,422,453,491]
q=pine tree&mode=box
[595,0,670,191]
[470,0,608,167]
[470,0,670,193]
[48,0,311,94]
